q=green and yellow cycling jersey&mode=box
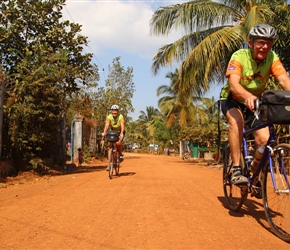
[220,49,287,103]
[107,113,124,131]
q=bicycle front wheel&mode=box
[223,142,247,212]
[115,152,120,176]
[108,148,114,179]
[263,143,290,242]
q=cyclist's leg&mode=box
[252,126,269,187]
[106,147,112,171]
[116,140,124,162]
[253,127,269,152]
[113,143,118,163]
[221,100,247,184]
[226,108,243,166]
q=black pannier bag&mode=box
[260,90,290,124]
[106,131,119,142]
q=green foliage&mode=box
[154,120,171,146]
[5,47,67,159]
[0,0,93,162]
[0,0,93,87]
[82,145,91,163]
[179,122,219,148]
[96,57,135,123]
[124,119,146,148]
[130,106,181,151]
[29,158,50,175]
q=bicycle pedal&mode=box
[251,191,262,199]
[251,185,262,199]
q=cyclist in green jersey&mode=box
[102,104,125,163]
[220,24,290,185]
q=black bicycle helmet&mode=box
[248,24,277,40]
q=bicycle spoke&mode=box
[263,144,290,242]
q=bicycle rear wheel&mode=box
[263,143,290,242]
[108,148,114,179]
[223,142,247,211]
[183,154,189,160]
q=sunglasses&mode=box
[254,40,273,48]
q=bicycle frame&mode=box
[242,122,290,191]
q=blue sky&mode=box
[63,0,220,120]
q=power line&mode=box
[63,5,105,73]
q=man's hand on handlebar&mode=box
[244,95,257,112]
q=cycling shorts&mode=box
[220,99,263,129]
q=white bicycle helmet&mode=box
[111,104,119,110]
[249,24,277,40]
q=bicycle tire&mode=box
[115,152,120,176]
[223,142,247,212]
[108,148,114,179]
[262,143,290,242]
[183,154,189,160]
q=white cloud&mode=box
[63,1,183,59]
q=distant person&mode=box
[78,148,83,166]
[102,104,125,163]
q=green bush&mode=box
[82,145,92,163]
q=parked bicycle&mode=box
[103,131,121,179]
[222,93,290,242]
[182,149,193,160]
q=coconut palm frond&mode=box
[150,0,242,35]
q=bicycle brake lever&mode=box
[254,99,260,120]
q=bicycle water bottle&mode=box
[251,145,265,172]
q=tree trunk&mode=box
[0,69,4,158]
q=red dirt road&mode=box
[0,153,289,249]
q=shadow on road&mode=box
[118,172,136,177]
[217,196,271,234]
[63,164,107,175]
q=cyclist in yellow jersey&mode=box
[220,24,290,185]
[102,104,125,163]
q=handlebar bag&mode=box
[106,131,119,142]
[260,90,290,124]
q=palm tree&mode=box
[136,106,161,144]
[150,0,290,97]
[157,69,198,128]
[196,96,218,124]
